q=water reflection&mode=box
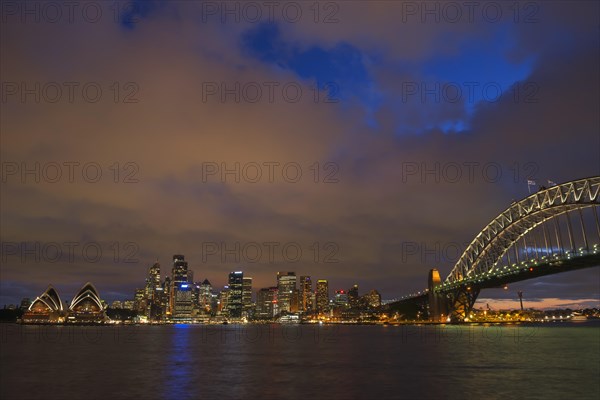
[2,324,597,399]
[164,324,194,400]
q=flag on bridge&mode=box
[527,180,536,193]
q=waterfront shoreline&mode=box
[8,318,599,327]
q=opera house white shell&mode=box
[22,282,106,323]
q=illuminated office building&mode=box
[362,289,382,308]
[334,290,349,308]
[151,286,165,320]
[171,255,192,321]
[134,288,146,313]
[172,255,188,284]
[145,261,163,319]
[163,277,171,317]
[199,279,213,313]
[256,287,278,319]
[111,300,123,309]
[227,271,243,318]
[290,288,300,313]
[218,286,230,315]
[348,284,359,309]
[277,272,296,314]
[146,261,161,300]
[299,276,313,313]
[173,283,193,322]
[242,276,253,315]
[316,279,329,313]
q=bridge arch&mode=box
[446,177,600,285]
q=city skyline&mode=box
[4,178,600,312]
[9,247,599,313]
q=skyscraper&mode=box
[172,255,188,285]
[242,276,253,315]
[290,288,300,313]
[149,261,161,289]
[277,272,296,314]
[199,279,213,313]
[173,282,192,322]
[227,271,243,318]
[348,284,359,309]
[316,279,329,313]
[256,287,278,319]
[134,288,146,313]
[191,282,201,315]
[218,286,230,315]
[299,276,313,313]
[145,261,160,298]
[152,286,165,320]
[163,276,171,318]
[171,255,191,321]
[146,261,163,319]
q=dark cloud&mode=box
[1,1,598,307]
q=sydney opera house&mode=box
[22,282,107,323]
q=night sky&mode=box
[1,1,599,309]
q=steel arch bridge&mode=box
[447,176,600,283]
[396,176,600,322]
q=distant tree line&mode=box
[0,309,24,322]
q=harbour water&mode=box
[1,322,599,399]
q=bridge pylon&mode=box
[447,286,480,322]
[427,269,448,322]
